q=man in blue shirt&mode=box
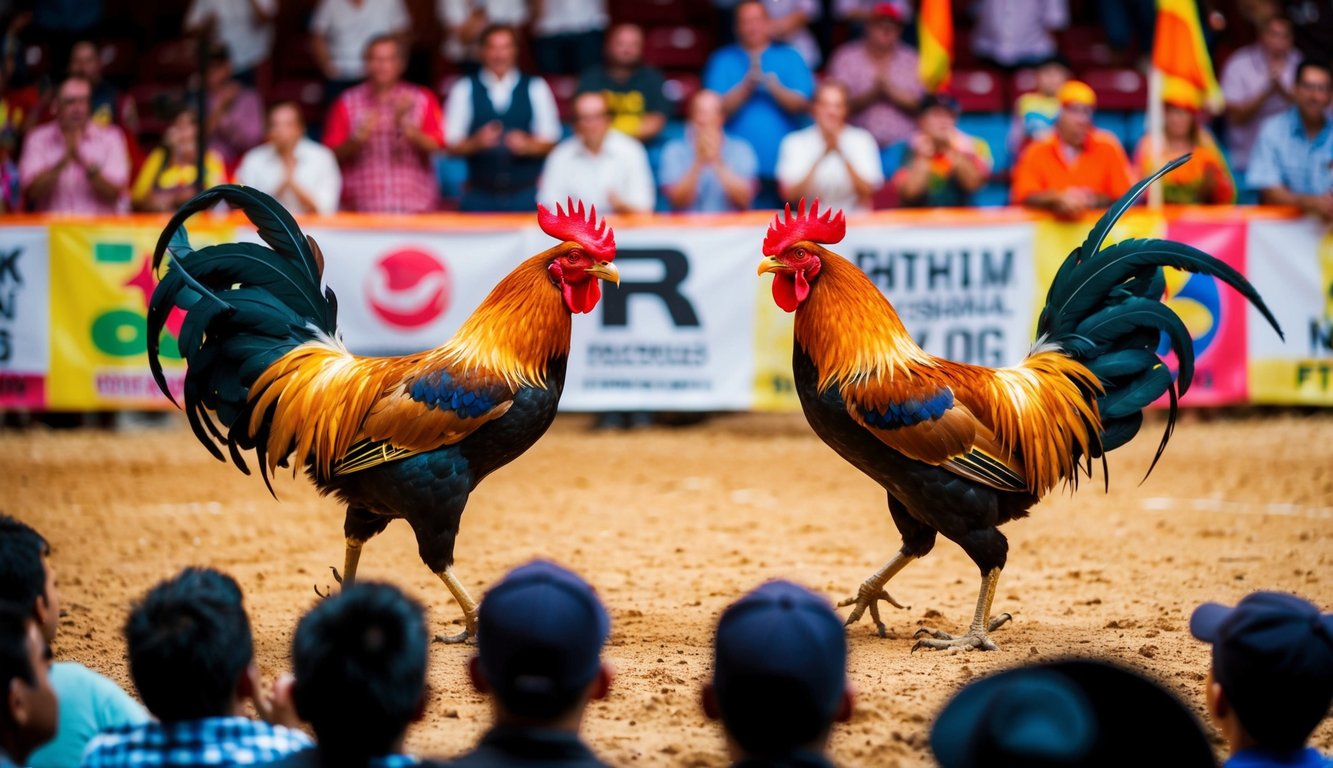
[659,89,758,212]
[702,0,814,209]
[0,605,57,768]
[1247,58,1333,223]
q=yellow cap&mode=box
[1057,80,1096,108]
[1162,78,1202,111]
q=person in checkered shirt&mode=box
[80,568,312,768]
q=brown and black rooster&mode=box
[758,157,1283,651]
[147,186,618,642]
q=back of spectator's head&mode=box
[0,516,58,643]
[931,658,1215,768]
[0,602,57,763]
[1190,591,1333,750]
[706,580,850,759]
[124,567,254,722]
[473,560,611,722]
[292,582,428,759]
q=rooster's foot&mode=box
[312,566,344,599]
[910,613,1012,652]
[433,627,476,645]
[837,582,907,638]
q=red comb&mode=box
[762,198,846,256]
[537,198,616,260]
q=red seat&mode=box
[142,39,200,80]
[1058,26,1116,69]
[273,36,324,81]
[544,75,580,122]
[1080,67,1147,110]
[99,38,138,83]
[130,82,185,139]
[950,69,1004,113]
[643,25,712,70]
[610,0,705,24]
[662,70,701,115]
[267,79,326,129]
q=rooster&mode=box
[146,186,619,642]
[757,157,1283,651]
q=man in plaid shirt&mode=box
[81,568,312,768]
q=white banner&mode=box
[0,226,50,407]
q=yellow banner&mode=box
[48,220,234,410]
[1248,226,1333,404]
[751,275,798,412]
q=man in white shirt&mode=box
[538,91,655,214]
[184,0,277,83]
[236,102,342,215]
[776,81,884,212]
[310,0,410,103]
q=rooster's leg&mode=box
[434,567,479,645]
[837,552,913,637]
[911,568,1012,652]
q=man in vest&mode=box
[444,24,561,212]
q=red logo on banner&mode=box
[366,248,451,329]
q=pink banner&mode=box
[0,373,46,409]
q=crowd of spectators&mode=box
[0,0,1331,221]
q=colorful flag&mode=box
[918,0,952,93]
[1152,0,1223,112]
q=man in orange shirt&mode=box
[1010,80,1133,218]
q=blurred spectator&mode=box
[1280,0,1333,60]
[1247,58,1333,223]
[891,93,992,207]
[444,24,559,213]
[766,0,823,70]
[659,89,758,212]
[931,659,1216,767]
[325,36,444,213]
[1221,14,1299,183]
[65,40,139,151]
[704,580,851,766]
[531,0,608,76]
[776,81,883,212]
[576,23,669,145]
[0,67,25,212]
[1133,80,1235,204]
[82,568,311,768]
[310,0,411,105]
[23,0,102,80]
[196,45,264,172]
[436,0,528,76]
[1010,80,1133,218]
[703,0,815,208]
[1008,55,1071,158]
[236,102,342,215]
[435,560,613,768]
[1098,0,1156,60]
[538,91,654,214]
[19,77,129,214]
[0,604,57,768]
[826,2,922,149]
[1189,591,1333,768]
[131,104,226,212]
[184,0,277,85]
[0,516,149,768]
[971,0,1068,70]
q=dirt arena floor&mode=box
[2,410,1331,766]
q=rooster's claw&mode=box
[837,583,907,638]
[434,628,475,645]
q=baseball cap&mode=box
[476,560,611,719]
[712,580,847,756]
[931,659,1215,768]
[869,1,911,25]
[1058,80,1097,109]
[1190,591,1333,749]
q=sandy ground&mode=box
[2,411,1331,767]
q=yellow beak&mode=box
[588,261,620,285]
[758,256,786,276]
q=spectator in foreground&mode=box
[19,77,129,214]
[931,658,1216,767]
[0,604,57,768]
[538,91,655,215]
[236,102,342,215]
[575,23,669,145]
[891,92,992,207]
[1190,591,1333,768]
[131,104,227,212]
[1008,54,1071,157]
[436,0,529,76]
[825,1,922,150]
[445,24,560,213]
[184,0,277,85]
[267,583,429,768]
[776,81,884,212]
[309,0,411,105]
[324,36,444,213]
[1221,14,1300,188]
[1247,58,1333,223]
[196,45,264,171]
[970,0,1069,70]
[1133,80,1235,205]
[659,89,757,212]
[0,516,149,768]
[1010,79,1133,219]
[530,0,608,76]
[436,560,613,768]
[81,567,312,768]
[704,580,852,767]
[702,0,814,208]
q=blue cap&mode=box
[477,560,610,719]
[931,659,1215,768]
[712,580,847,756]
[1190,591,1333,749]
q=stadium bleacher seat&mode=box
[644,25,712,71]
[610,0,711,24]
[99,39,138,84]
[142,39,199,81]
[546,74,580,121]
[1057,25,1116,69]
[130,82,184,138]
[958,112,1011,174]
[662,71,701,115]
[434,153,468,205]
[951,69,1004,113]
[1081,67,1147,110]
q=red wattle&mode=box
[772,271,809,312]
[563,278,602,313]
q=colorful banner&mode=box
[1245,219,1333,405]
[0,226,50,409]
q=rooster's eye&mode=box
[796,248,807,260]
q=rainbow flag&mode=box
[918,0,952,93]
[1152,0,1223,111]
